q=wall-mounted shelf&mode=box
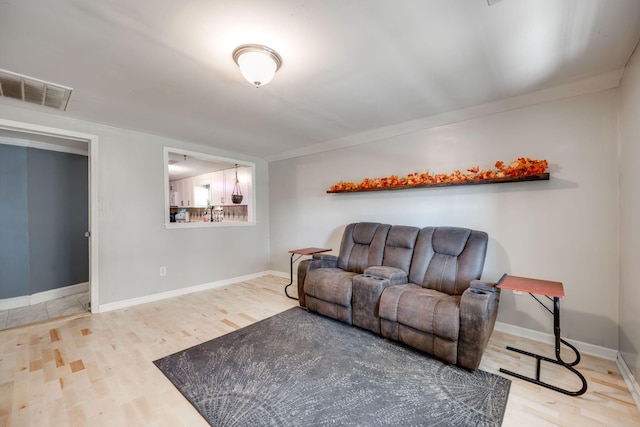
[326,173,549,194]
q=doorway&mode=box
[0,118,99,327]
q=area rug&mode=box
[154,307,510,426]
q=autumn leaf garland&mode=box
[329,157,549,192]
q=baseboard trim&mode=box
[617,353,640,410]
[494,321,618,361]
[98,272,277,313]
[0,295,29,311]
[0,282,89,311]
[267,270,290,280]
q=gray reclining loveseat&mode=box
[297,222,500,370]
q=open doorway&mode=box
[0,118,98,329]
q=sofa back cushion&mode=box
[382,225,420,272]
[408,227,488,295]
[338,222,390,273]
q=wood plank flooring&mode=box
[1,275,638,426]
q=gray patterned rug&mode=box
[154,307,510,426]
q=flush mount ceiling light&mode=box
[232,44,282,88]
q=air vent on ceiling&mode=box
[0,68,72,111]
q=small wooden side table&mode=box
[496,274,587,396]
[285,247,332,300]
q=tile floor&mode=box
[0,290,90,330]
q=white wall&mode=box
[269,89,620,349]
[0,102,271,308]
[619,46,640,383]
[0,79,624,351]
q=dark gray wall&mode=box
[0,143,88,299]
[0,144,30,298]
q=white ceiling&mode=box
[1,0,639,161]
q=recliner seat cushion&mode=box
[379,284,460,341]
[304,268,357,306]
[305,268,357,324]
[379,284,460,364]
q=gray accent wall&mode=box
[0,143,88,299]
[0,144,29,298]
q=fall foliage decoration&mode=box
[328,157,549,193]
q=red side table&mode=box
[496,274,587,396]
[285,247,331,300]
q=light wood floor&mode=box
[1,275,638,426]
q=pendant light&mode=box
[231,164,243,204]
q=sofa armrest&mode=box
[363,266,408,286]
[457,281,501,370]
[352,274,405,334]
[470,279,499,294]
[312,253,338,262]
[297,256,339,307]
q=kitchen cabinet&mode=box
[210,170,225,205]
[205,168,250,206]
[175,177,194,207]
[194,173,212,187]
[165,149,256,226]
[168,168,252,223]
[169,181,178,206]
[172,170,249,209]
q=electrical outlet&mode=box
[160,266,167,276]
[512,290,523,296]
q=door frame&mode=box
[0,118,99,313]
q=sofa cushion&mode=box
[337,223,390,273]
[379,284,460,342]
[304,268,358,307]
[408,227,488,295]
[379,283,461,364]
[381,225,420,272]
[432,226,471,257]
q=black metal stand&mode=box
[284,252,303,300]
[499,294,588,396]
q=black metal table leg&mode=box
[499,296,588,396]
[284,252,302,300]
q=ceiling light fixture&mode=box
[232,44,282,88]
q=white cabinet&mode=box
[194,173,212,187]
[184,177,194,207]
[172,168,251,210]
[169,181,178,206]
[175,177,194,207]
[208,169,248,206]
[224,169,235,204]
[210,171,225,205]
[174,179,182,207]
